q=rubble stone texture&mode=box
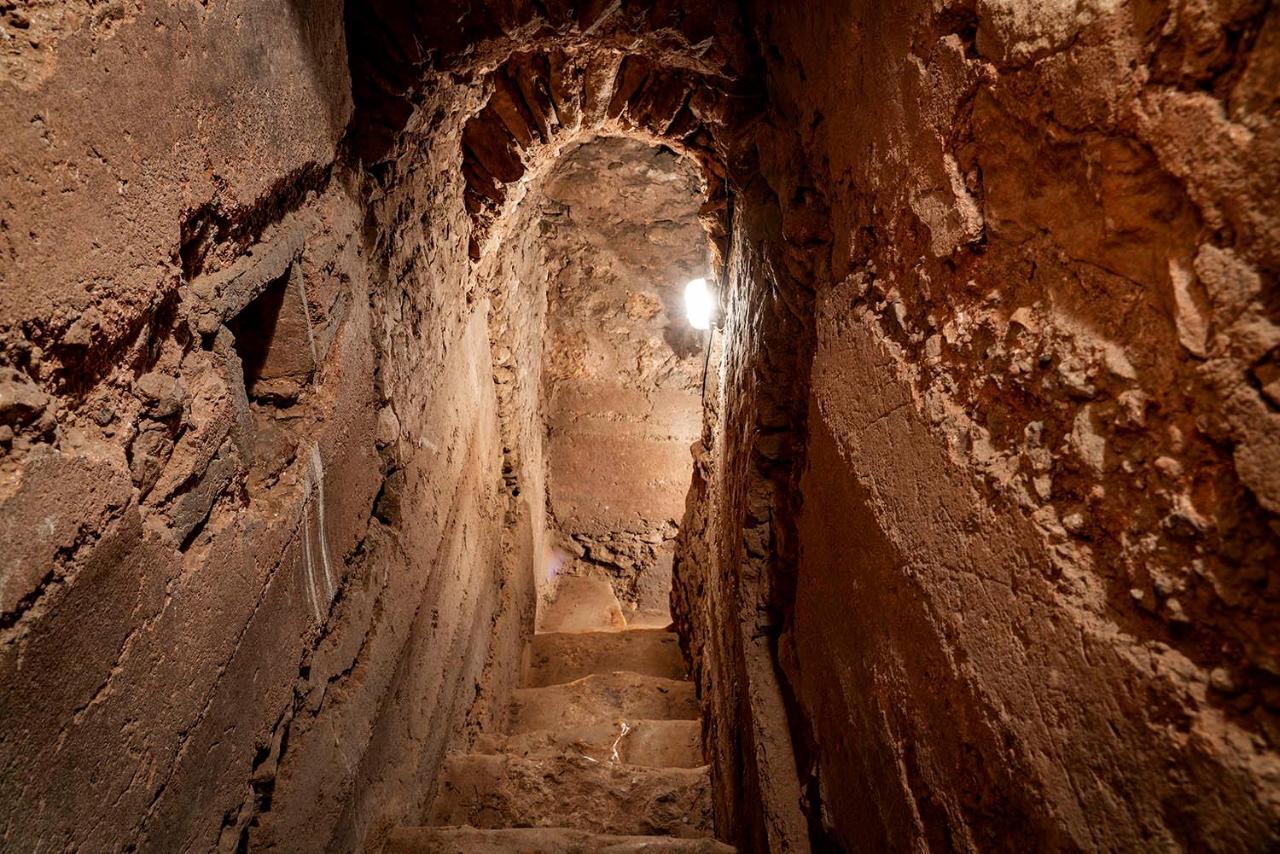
[0,1,1277,853]
[540,137,707,617]
[675,1,1280,851]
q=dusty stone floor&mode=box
[385,573,732,852]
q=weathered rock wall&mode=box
[677,0,1280,850]
[672,173,819,854]
[0,3,534,850]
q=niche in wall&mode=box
[222,261,320,494]
[227,265,317,406]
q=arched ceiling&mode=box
[343,0,764,259]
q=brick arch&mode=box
[343,0,761,259]
[344,0,751,155]
[461,48,742,260]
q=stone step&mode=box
[384,826,735,853]
[538,574,627,633]
[525,629,687,688]
[426,754,714,838]
[621,607,674,629]
[509,672,698,733]
[476,718,703,768]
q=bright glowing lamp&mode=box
[684,277,715,331]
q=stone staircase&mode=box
[382,574,733,853]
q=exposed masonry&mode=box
[458,49,734,261]
[2,1,1278,852]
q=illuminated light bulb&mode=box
[684,277,715,331]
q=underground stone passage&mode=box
[2,1,1279,852]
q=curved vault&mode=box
[345,0,763,263]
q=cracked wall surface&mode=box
[676,0,1280,850]
[0,2,531,851]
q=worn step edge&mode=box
[477,718,703,768]
[525,628,688,687]
[510,672,699,732]
[384,826,735,853]
[537,574,627,634]
[426,753,714,838]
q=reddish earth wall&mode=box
[0,3,534,850]
[676,0,1280,850]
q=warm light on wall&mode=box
[684,277,715,330]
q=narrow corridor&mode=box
[1,1,1277,852]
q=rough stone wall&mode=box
[672,170,825,854]
[0,4,533,851]
[341,1,763,635]
[540,137,707,617]
[1,1,759,847]
[475,148,555,617]
[304,88,538,852]
[677,0,1280,850]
